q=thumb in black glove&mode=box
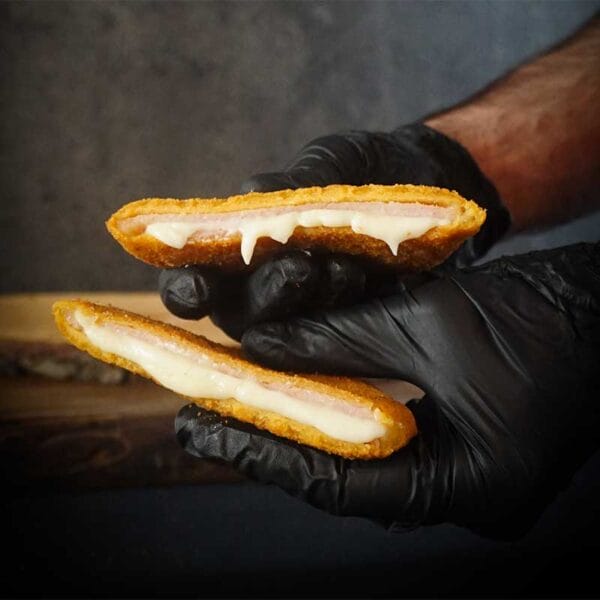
[176,243,600,539]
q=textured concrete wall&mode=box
[1,0,598,291]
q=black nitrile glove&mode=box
[240,124,509,264]
[159,124,511,337]
[176,243,600,539]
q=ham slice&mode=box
[106,184,486,270]
[54,300,418,459]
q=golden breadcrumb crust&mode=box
[53,299,417,459]
[106,184,485,270]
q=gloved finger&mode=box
[240,132,383,194]
[282,133,373,185]
[240,165,346,195]
[240,283,443,391]
[209,250,372,339]
[208,273,249,341]
[208,252,318,341]
[158,266,252,340]
[157,253,382,339]
[240,172,305,194]
[175,403,349,512]
[174,400,451,526]
[244,166,352,190]
[245,250,372,324]
[316,254,370,308]
[158,267,223,320]
[206,251,323,339]
[243,251,321,324]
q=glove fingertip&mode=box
[244,250,320,325]
[174,403,202,452]
[240,172,298,194]
[175,403,352,516]
[241,322,291,370]
[175,404,226,457]
[158,267,218,320]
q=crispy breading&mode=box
[106,184,485,270]
[53,300,418,459]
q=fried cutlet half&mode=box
[106,184,485,270]
[53,300,417,459]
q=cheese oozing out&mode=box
[73,311,387,444]
[134,202,456,265]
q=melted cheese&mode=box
[74,311,387,443]
[145,208,451,265]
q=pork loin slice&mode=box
[53,299,417,459]
[106,184,486,270]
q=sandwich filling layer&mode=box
[73,310,387,443]
[118,202,456,264]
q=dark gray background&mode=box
[2,2,600,597]
[1,0,599,292]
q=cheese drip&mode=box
[145,208,452,265]
[74,311,387,444]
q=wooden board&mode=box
[0,292,242,490]
[0,292,236,345]
[0,376,242,490]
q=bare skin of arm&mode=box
[426,18,600,231]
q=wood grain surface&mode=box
[0,292,237,345]
[0,292,241,490]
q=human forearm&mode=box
[426,18,600,231]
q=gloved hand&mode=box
[175,243,600,539]
[159,124,511,336]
